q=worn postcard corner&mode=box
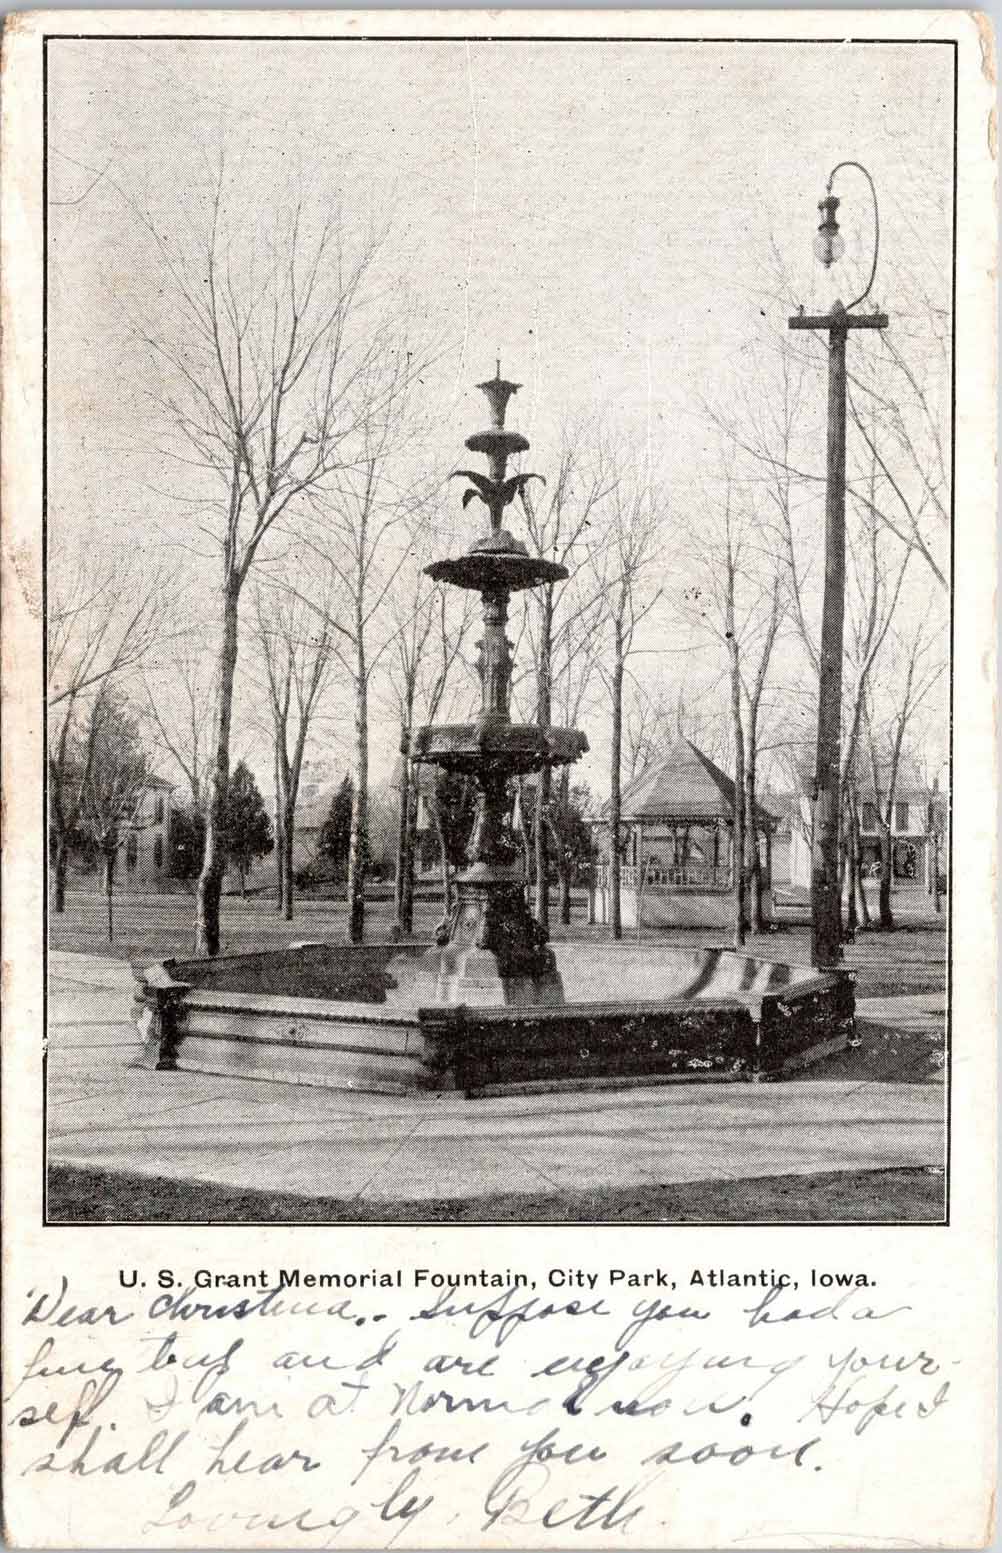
[1,9,997,1550]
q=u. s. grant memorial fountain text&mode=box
[131,1265,880,1295]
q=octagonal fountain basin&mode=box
[132,941,854,1098]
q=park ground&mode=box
[46,885,947,1225]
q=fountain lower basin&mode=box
[133,941,854,1096]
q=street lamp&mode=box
[814,194,845,267]
[789,161,888,970]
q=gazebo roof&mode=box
[608,738,777,828]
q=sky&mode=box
[46,34,955,800]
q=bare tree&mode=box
[385,542,474,937]
[77,691,154,942]
[864,614,946,929]
[682,470,785,945]
[545,591,606,924]
[742,573,784,933]
[299,346,429,943]
[589,466,665,940]
[714,240,950,598]
[139,641,216,811]
[623,678,671,783]
[519,428,616,930]
[836,425,916,936]
[254,573,338,919]
[48,546,164,912]
[624,677,728,780]
[135,168,414,954]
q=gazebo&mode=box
[592,737,779,928]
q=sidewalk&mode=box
[46,952,946,1207]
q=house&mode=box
[857,769,948,884]
[281,781,335,875]
[71,775,175,894]
[280,776,399,881]
[768,765,948,893]
[120,776,174,890]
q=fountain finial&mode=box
[476,371,521,431]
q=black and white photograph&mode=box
[3,12,997,1550]
[37,27,957,1229]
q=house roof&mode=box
[606,738,777,828]
[857,764,934,802]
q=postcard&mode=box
[1,9,996,1548]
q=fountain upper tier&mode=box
[465,426,530,461]
[426,549,567,594]
[466,376,527,469]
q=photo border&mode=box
[40,28,958,1231]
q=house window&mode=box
[895,801,909,832]
[125,834,138,871]
[153,836,163,870]
[862,801,877,832]
[153,794,164,824]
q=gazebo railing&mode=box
[614,863,733,892]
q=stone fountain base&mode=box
[133,941,854,1097]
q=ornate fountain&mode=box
[405,368,586,1002]
[133,368,853,1098]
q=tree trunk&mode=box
[275,834,285,912]
[516,777,533,882]
[347,640,368,944]
[281,815,295,922]
[239,865,247,901]
[196,584,240,956]
[728,662,746,951]
[534,769,551,929]
[855,818,871,930]
[609,627,624,941]
[744,739,763,934]
[558,867,571,927]
[555,768,572,927]
[534,589,553,931]
[274,744,285,914]
[877,820,894,928]
[846,791,867,932]
[53,836,68,915]
[401,783,417,936]
[104,850,115,943]
[844,805,857,941]
[393,741,410,937]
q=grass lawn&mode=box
[47,1163,946,1224]
[51,889,947,1000]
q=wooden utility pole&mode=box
[790,300,888,968]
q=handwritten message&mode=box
[3,1266,961,1547]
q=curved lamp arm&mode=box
[827,160,880,310]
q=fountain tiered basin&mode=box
[409,722,587,777]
